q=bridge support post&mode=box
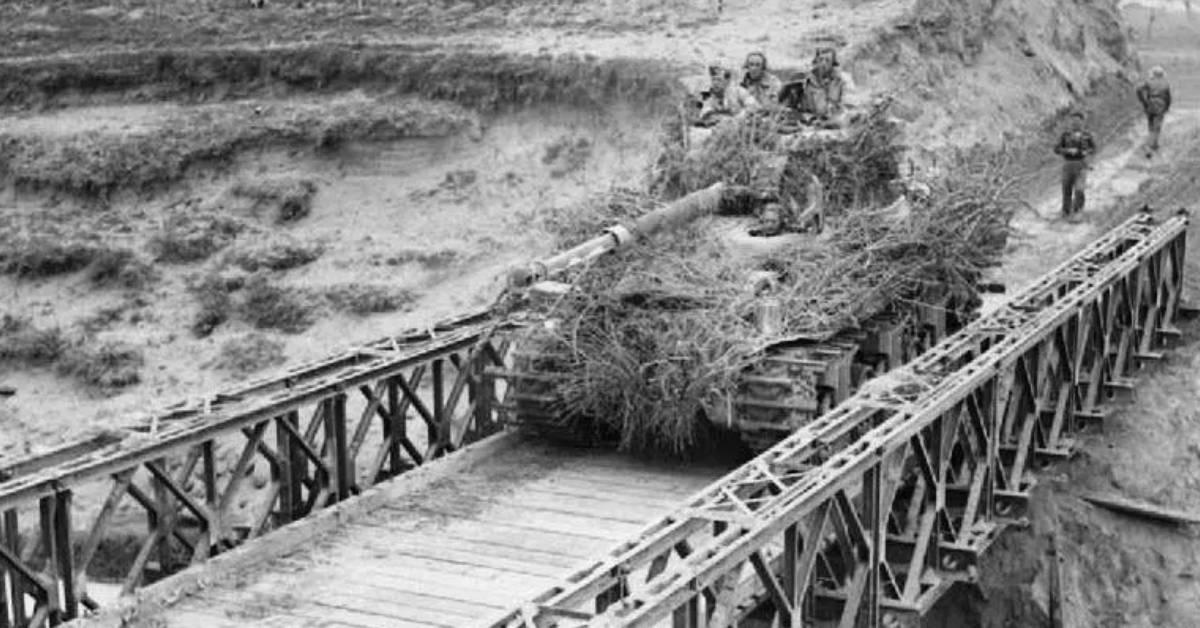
[276,411,307,524]
[671,596,699,628]
[432,359,448,457]
[864,465,883,628]
[383,378,405,477]
[2,509,25,627]
[324,394,352,503]
[38,490,77,624]
[472,349,498,440]
[152,457,173,578]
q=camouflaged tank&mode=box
[488,85,959,453]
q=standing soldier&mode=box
[1136,66,1172,156]
[1053,111,1096,220]
[740,52,783,108]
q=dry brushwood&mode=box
[519,119,1018,457]
[650,100,905,217]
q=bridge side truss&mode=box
[1,316,512,627]
[485,209,1188,628]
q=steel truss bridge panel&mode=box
[482,209,1189,628]
[1,309,514,627]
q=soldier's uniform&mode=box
[697,66,756,126]
[1136,68,1172,154]
[742,72,783,109]
[795,48,845,125]
[802,71,844,119]
[1054,120,1096,218]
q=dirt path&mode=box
[964,7,1200,625]
[982,105,1200,313]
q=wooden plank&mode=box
[305,599,448,628]
[531,473,712,502]
[270,546,559,593]
[373,539,573,577]
[1080,492,1200,525]
[508,482,679,510]
[548,468,717,494]
[350,531,583,569]
[160,608,245,628]
[489,490,670,524]
[362,508,622,545]
[197,591,438,628]
[558,452,727,477]
[338,561,554,604]
[348,524,596,564]
[325,579,501,618]
[213,557,541,611]
[356,519,604,559]
[378,503,639,542]
[301,589,471,626]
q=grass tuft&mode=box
[224,237,324,272]
[323,283,415,315]
[149,211,249,263]
[230,177,319,223]
[239,275,316,333]
[58,341,144,389]
[209,333,286,376]
[85,248,159,289]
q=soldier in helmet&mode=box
[801,48,845,124]
[1053,110,1096,220]
[696,64,757,127]
[1136,66,1172,156]
[740,52,783,109]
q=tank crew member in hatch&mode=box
[696,64,758,127]
[740,52,783,108]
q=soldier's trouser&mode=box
[1061,160,1087,217]
[1147,113,1165,150]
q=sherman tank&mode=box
[485,84,995,455]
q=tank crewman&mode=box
[1053,110,1096,220]
[800,48,845,125]
[740,52,784,108]
[1136,66,1172,156]
[696,64,758,126]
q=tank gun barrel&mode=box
[507,182,728,288]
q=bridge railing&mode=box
[0,310,513,628]
[483,208,1188,628]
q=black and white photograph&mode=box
[2,0,1199,626]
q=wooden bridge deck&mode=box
[147,438,727,628]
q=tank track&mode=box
[489,294,959,453]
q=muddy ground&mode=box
[2,0,1199,625]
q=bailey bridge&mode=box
[0,207,1191,628]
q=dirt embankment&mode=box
[851,0,1137,167]
[0,44,683,113]
[929,4,1200,626]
